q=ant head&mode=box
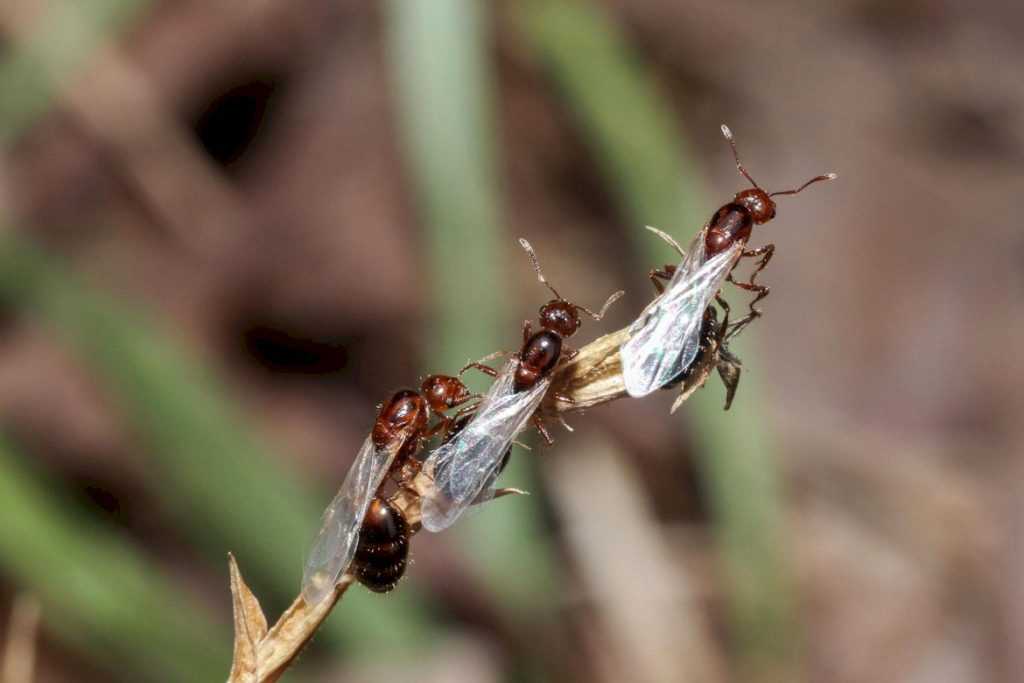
[518,238,625,338]
[419,375,469,413]
[721,123,837,225]
[539,299,581,338]
[735,188,776,224]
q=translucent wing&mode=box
[301,434,402,605]
[621,231,742,397]
[421,359,550,532]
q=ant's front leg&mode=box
[648,264,676,295]
[460,349,507,379]
[460,362,499,379]
[727,243,775,325]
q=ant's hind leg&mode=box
[531,415,554,446]
[714,293,731,328]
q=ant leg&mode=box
[725,243,775,332]
[649,265,676,295]
[461,362,499,379]
[460,349,507,378]
[561,345,579,362]
[552,391,577,405]
[714,293,731,328]
[522,320,533,345]
[452,402,481,422]
[531,415,554,446]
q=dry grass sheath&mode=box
[225,319,726,682]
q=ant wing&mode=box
[301,433,403,606]
[421,359,549,532]
[621,236,742,398]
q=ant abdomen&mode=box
[353,498,410,593]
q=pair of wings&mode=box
[620,228,742,398]
[420,358,550,532]
[301,358,548,605]
[301,429,409,606]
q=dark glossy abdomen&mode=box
[353,498,410,593]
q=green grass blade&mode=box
[0,0,154,144]
[0,434,227,682]
[518,2,802,679]
[0,231,433,655]
[387,0,558,616]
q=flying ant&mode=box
[461,238,623,444]
[621,126,835,399]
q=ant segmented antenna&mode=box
[646,225,687,260]
[518,238,562,301]
[721,124,761,190]
[769,172,839,198]
[576,289,625,321]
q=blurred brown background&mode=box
[0,0,1021,681]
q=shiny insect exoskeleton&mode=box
[301,374,474,605]
[351,497,410,593]
[381,376,474,485]
[621,125,835,401]
[462,239,622,444]
[651,125,837,335]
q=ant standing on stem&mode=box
[461,238,623,444]
[649,125,837,336]
[303,373,478,601]
[622,124,836,400]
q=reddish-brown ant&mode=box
[372,374,476,489]
[649,125,836,335]
[462,239,622,444]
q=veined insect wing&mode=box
[421,359,549,532]
[621,233,741,397]
[301,434,401,606]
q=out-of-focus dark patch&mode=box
[924,99,1022,164]
[191,74,287,169]
[0,300,19,339]
[239,323,351,375]
[848,0,950,47]
[82,484,122,520]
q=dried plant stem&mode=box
[2,595,40,683]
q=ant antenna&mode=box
[575,289,625,321]
[519,238,562,300]
[769,172,838,198]
[721,124,761,190]
[645,225,686,260]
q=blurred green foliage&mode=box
[0,434,226,681]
